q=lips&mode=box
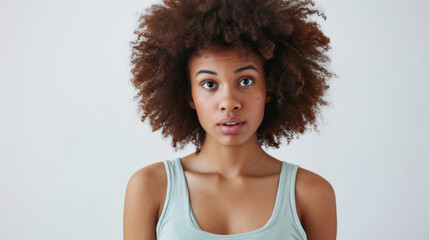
[217,117,245,134]
[217,117,245,125]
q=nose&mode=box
[218,85,241,112]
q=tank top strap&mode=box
[156,158,190,238]
[277,161,307,238]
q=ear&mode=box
[265,94,271,104]
[188,95,196,109]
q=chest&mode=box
[184,172,281,235]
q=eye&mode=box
[239,77,254,87]
[202,81,216,89]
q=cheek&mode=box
[191,90,206,111]
[255,94,265,106]
[253,95,266,117]
[193,98,211,119]
[193,93,209,110]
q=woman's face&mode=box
[188,46,269,147]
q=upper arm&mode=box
[295,168,337,240]
[123,162,167,240]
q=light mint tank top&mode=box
[156,158,307,240]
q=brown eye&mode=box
[202,81,216,89]
[239,78,254,87]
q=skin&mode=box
[123,46,337,240]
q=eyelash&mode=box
[201,78,255,89]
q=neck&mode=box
[191,133,272,178]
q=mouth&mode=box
[217,117,245,125]
[219,122,243,126]
[217,122,245,134]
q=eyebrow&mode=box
[195,64,258,77]
[234,65,258,74]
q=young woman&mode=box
[124,0,337,239]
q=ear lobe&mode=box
[188,97,196,109]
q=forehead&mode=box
[188,46,264,72]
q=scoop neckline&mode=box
[176,157,286,238]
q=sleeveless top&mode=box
[156,158,307,240]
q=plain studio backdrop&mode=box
[0,0,428,239]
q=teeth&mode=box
[225,122,238,125]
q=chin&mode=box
[215,136,253,148]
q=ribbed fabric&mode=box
[156,158,307,240]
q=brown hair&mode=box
[130,0,334,153]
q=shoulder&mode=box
[295,167,337,239]
[295,167,336,203]
[123,161,167,239]
[125,161,167,212]
[127,161,167,189]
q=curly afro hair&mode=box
[130,0,334,153]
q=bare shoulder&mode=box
[295,167,336,201]
[295,167,337,240]
[125,161,168,219]
[123,161,167,240]
[127,161,167,194]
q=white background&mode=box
[1,0,428,239]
